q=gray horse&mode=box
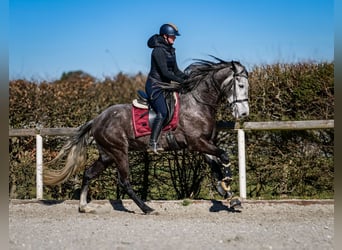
[44,57,249,214]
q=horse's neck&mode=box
[190,83,221,108]
[181,90,219,116]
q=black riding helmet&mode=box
[159,23,181,36]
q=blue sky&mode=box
[9,0,334,81]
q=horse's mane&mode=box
[182,56,237,93]
[185,56,233,75]
[156,56,240,94]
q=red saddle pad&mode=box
[131,93,180,138]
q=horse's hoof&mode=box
[79,204,98,213]
[229,198,242,209]
[146,210,159,215]
[144,209,159,215]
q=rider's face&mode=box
[164,35,176,45]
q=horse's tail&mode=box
[43,120,94,186]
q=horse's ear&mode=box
[231,61,237,73]
[231,61,245,75]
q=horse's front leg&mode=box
[204,153,242,208]
[204,154,233,198]
[189,137,229,164]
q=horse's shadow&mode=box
[109,199,241,213]
[39,199,135,213]
[39,200,65,206]
[39,199,240,214]
[209,199,241,213]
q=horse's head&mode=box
[182,58,249,119]
[215,61,249,119]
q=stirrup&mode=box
[147,142,164,154]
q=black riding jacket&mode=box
[147,34,187,84]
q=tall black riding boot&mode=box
[148,114,164,154]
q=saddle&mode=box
[131,90,180,138]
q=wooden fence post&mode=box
[238,129,247,199]
[36,134,43,200]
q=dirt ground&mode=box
[9,199,334,250]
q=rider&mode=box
[145,23,188,153]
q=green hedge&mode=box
[9,62,334,200]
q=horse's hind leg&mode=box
[120,178,155,214]
[79,157,112,213]
[115,156,155,214]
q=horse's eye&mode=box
[238,84,244,89]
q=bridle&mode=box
[228,71,249,108]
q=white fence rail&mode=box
[9,120,334,200]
